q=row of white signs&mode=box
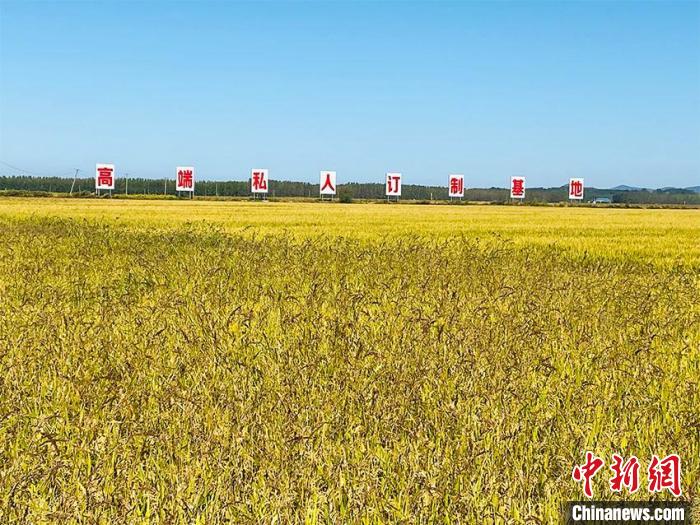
[95,164,586,199]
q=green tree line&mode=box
[1,175,698,204]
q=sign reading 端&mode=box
[176,166,195,193]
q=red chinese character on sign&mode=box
[511,178,524,197]
[570,179,583,198]
[97,166,113,187]
[648,454,681,497]
[572,452,605,498]
[609,454,640,494]
[387,175,400,194]
[321,173,335,192]
[252,171,267,191]
[178,169,193,189]
[450,177,463,195]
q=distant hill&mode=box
[612,184,700,193]
[611,184,644,191]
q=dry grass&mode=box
[0,200,698,523]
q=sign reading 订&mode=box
[251,169,269,194]
[449,174,465,198]
[510,176,525,199]
[320,171,336,196]
[176,166,195,192]
[386,172,402,197]
[95,164,115,191]
[569,178,584,200]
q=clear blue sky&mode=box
[1,0,698,188]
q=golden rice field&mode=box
[0,198,698,523]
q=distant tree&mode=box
[1,175,698,204]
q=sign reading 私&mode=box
[251,169,269,194]
[176,166,195,192]
[95,163,115,191]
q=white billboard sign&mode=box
[95,163,115,190]
[510,176,525,199]
[320,171,337,195]
[569,178,584,200]
[449,174,465,198]
[176,166,195,192]
[386,172,402,197]
[251,169,269,194]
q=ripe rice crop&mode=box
[0,200,698,523]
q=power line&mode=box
[0,160,76,178]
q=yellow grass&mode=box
[1,197,699,265]
[0,198,698,523]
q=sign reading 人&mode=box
[95,163,115,191]
[386,172,402,198]
[176,167,195,192]
[320,171,336,196]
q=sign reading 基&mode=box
[510,176,525,199]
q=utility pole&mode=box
[69,168,80,195]
[125,174,129,195]
[164,178,167,195]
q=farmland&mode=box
[0,198,698,523]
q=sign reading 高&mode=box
[95,164,115,192]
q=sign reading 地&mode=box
[251,169,269,194]
[176,167,195,192]
[320,171,336,196]
[449,174,464,198]
[510,176,525,199]
[569,178,584,200]
[95,163,115,191]
[386,172,402,197]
